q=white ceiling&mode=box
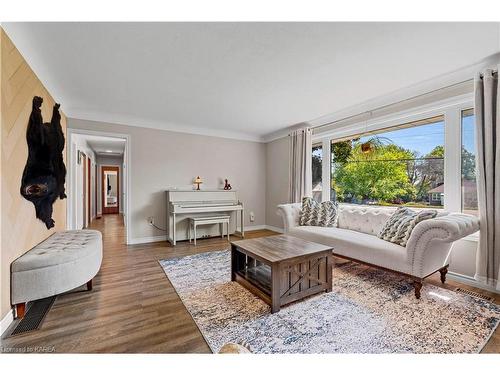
[83,135,125,156]
[4,22,500,141]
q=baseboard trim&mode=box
[245,225,284,233]
[448,271,500,293]
[264,225,285,233]
[244,225,266,231]
[1,308,14,336]
[128,235,167,245]
[128,225,285,245]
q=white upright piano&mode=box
[166,189,244,245]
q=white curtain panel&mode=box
[289,127,312,203]
[474,67,500,289]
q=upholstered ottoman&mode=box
[11,230,102,318]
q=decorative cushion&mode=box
[299,197,338,227]
[378,207,437,247]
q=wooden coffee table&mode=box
[231,235,333,313]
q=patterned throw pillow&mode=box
[378,207,438,247]
[299,197,338,227]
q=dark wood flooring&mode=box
[1,214,499,353]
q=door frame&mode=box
[87,157,91,222]
[95,164,98,218]
[82,153,87,227]
[67,128,131,244]
[101,166,120,214]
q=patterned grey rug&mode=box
[160,250,500,353]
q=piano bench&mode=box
[188,216,231,245]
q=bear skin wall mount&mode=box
[20,96,67,229]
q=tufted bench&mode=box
[11,230,103,319]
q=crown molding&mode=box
[67,110,264,143]
[261,52,500,144]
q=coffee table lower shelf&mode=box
[234,265,272,305]
[231,240,333,313]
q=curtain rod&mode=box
[312,70,497,132]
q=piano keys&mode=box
[166,189,244,245]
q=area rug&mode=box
[159,250,500,353]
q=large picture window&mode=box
[461,109,478,216]
[330,116,445,208]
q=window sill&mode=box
[461,232,479,242]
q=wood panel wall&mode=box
[1,29,67,318]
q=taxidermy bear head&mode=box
[20,96,67,229]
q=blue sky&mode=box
[461,114,475,153]
[356,114,476,156]
[318,114,476,159]
[358,121,445,156]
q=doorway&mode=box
[67,129,130,244]
[87,157,91,224]
[82,152,88,227]
[102,166,120,214]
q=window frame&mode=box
[312,93,474,212]
[311,142,324,202]
[460,108,478,216]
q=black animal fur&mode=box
[20,96,66,229]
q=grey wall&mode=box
[96,155,124,214]
[265,136,289,229]
[69,119,267,243]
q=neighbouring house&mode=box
[428,180,478,208]
[462,179,479,212]
[428,184,445,206]
[312,182,322,202]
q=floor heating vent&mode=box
[10,296,56,336]
[454,288,494,302]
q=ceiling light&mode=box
[105,150,113,153]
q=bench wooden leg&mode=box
[413,279,422,299]
[15,303,26,319]
[87,279,93,291]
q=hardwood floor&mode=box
[1,214,499,353]
[1,215,275,353]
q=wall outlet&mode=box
[148,216,154,225]
[249,212,255,222]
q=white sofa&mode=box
[277,203,479,298]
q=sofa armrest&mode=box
[406,213,480,277]
[276,203,302,233]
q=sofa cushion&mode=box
[299,197,338,227]
[337,205,395,236]
[378,207,438,247]
[289,226,411,274]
